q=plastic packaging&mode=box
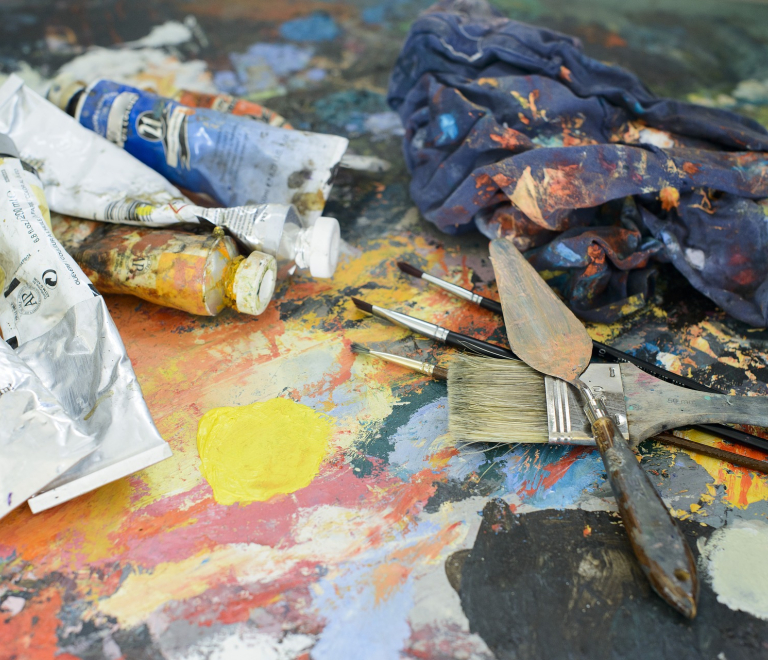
[0,134,171,513]
[49,77,348,223]
[0,75,341,278]
[52,217,277,316]
[174,89,291,128]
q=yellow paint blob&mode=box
[196,397,333,505]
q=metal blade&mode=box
[489,239,592,382]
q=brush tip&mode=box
[397,261,424,279]
[350,342,370,355]
[350,297,373,313]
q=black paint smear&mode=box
[450,501,768,660]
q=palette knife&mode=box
[489,238,698,618]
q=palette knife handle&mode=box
[575,378,699,618]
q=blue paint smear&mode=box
[503,445,604,508]
[362,5,387,24]
[280,12,340,42]
[388,398,449,477]
[311,551,416,660]
[553,242,583,264]
[436,113,459,145]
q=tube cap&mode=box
[47,74,86,114]
[308,216,340,278]
[232,251,277,316]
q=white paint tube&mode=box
[0,134,171,513]
[0,339,97,520]
[0,75,341,278]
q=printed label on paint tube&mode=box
[0,158,96,347]
[0,76,307,260]
[76,79,348,223]
[175,89,291,128]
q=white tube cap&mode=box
[232,251,277,316]
[308,216,340,278]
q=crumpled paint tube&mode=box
[50,77,348,223]
[0,134,171,514]
[52,216,277,316]
[0,338,97,520]
[0,75,341,277]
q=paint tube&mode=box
[0,75,341,278]
[174,89,291,128]
[52,216,277,316]
[171,88,390,174]
[0,134,171,514]
[48,76,348,223]
[0,338,97,520]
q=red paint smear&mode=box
[737,469,753,508]
[519,447,590,499]
[166,560,321,627]
[490,128,526,150]
[0,587,64,660]
[604,33,627,48]
[110,462,377,570]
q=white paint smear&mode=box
[699,520,768,620]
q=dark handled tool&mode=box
[397,260,768,455]
[490,238,698,619]
[350,298,515,360]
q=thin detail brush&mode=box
[350,342,448,379]
[397,260,768,454]
[398,261,724,392]
[350,297,515,360]
[397,261,503,314]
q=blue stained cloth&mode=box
[387,0,768,326]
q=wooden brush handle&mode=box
[592,415,699,618]
[655,433,768,473]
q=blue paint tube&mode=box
[48,77,348,224]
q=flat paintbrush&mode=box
[398,260,768,454]
[351,345,768,474]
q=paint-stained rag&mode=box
[387,0,768,326]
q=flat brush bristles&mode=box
[448,355,550,444]
[350,342,369,354]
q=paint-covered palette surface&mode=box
[2,1,768,658]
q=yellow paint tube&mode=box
[52,216,276,316]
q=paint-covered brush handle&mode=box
[592,414,699,618]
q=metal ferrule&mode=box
[369,350,435,376]
[423,273,483,305]
[371,304,449,341]
[574,378,609,425]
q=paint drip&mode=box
[698,520,768,620]
[196,398,333,505]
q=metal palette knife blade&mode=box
[488,238,699,619]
